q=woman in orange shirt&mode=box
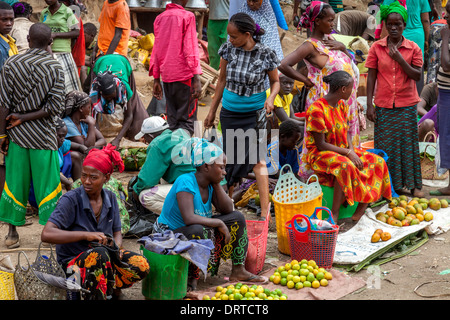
[366,1,424,198]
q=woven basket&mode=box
[420,133,449,180]
[14,243,67,300]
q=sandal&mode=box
[429,190,450,196]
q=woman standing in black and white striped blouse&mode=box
[204,12,280,217]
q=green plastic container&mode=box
[320,185,358,220]
[140,246,189,300]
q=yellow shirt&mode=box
[266,89,294,125]
[0,34,18,57]
[443,0,447,8]
[293,80,305,93]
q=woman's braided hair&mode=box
[229,12,266,43]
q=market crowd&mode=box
[0,0,448,299]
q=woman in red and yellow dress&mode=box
[305,71,392,221]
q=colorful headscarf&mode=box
[90,70,128,116]
[83,144,125,175]
[178,138,224,167]
[379,0,408,23]
[299,1,326,31]
[63,90,91,118]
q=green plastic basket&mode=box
[140,246,189,300]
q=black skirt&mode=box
[220,107,267,187]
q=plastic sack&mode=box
[138,33,155,51]
[137,48,150,65]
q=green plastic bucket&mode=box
[140,245,189,300]
[321,185,358,219]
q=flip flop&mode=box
[429,190,450,196]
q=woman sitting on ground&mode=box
[63,90,106,151]
[153,138,267,291]
[305,71,392,221]
[41,144,149,300]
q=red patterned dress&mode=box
[305,98,392,206]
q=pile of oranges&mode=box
[269,259,333,290]
[202,283,288,300]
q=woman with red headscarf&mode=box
[41,144,149,300]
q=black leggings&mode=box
[174,210,248,279]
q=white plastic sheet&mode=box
[333,204,439,265]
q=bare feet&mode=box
[229,265,268,284]
[411,188,425,198]
[351,203,369,221]
[111,288,124,300]
[5,224,19,249]
[187,278,198,292]
[330,210,339,224]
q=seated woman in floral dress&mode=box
[305,71,392,221]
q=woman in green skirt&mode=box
[365,1,424,197]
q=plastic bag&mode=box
[435,136,448,176]
[124,176,159,238]
[124,211,156,238]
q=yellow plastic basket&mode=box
[272,165,323,255]
[0,269,15,300]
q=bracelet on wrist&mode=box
[346,149,352,156]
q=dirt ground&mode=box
[2,1,450,302]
